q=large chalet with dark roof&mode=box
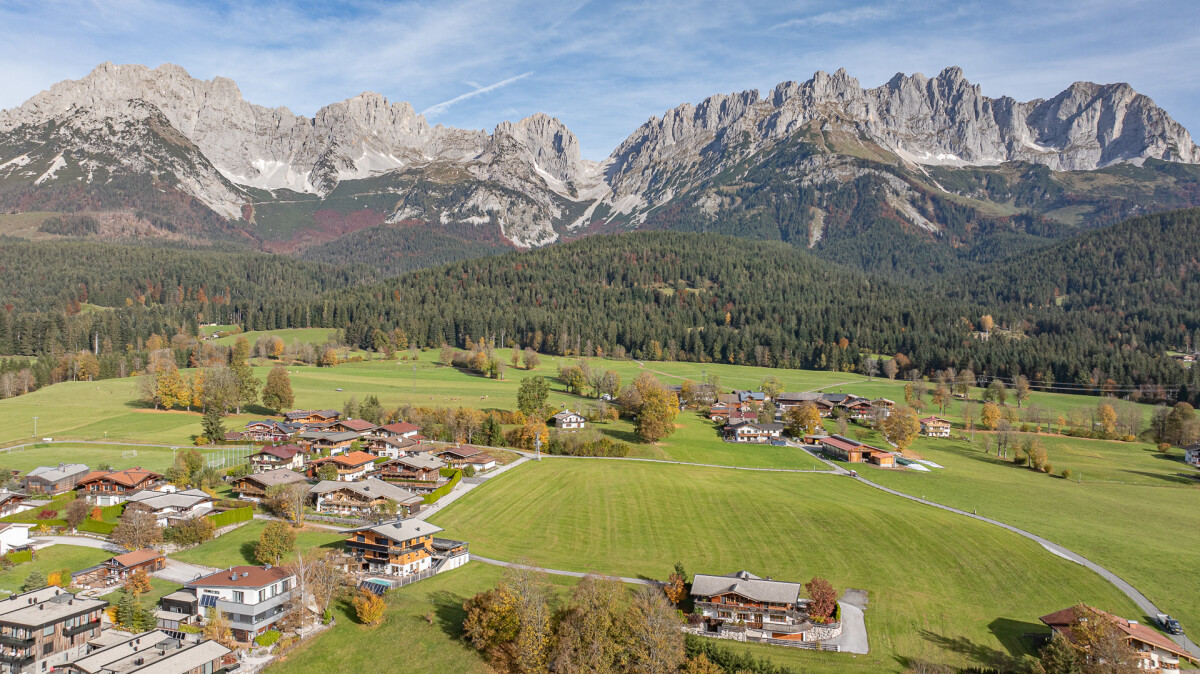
[231,468,308,502]
[343,520,469,577]
[75,468,164,506]
[248,444,305,472]
[307,452,377,481]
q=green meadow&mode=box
[430,459,1143,672]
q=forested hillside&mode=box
[1,209,1199,399]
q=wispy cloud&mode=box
[772,5,894,30]
[421,72,533,118]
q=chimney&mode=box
[1128,620,1139,626]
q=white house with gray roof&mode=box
[68,630,230,674]
[122,489,214,527]
[690,571,841,644]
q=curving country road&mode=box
[489,446,1200,657]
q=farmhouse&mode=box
[21,463,90,495]
[550,410,586,430]
[376,455,447,486]
[871,399,895,417]
[0,587,107,672]
[0,522,33,555]
[122,489,214,527]
[284,409,341,424]
[185,565,295,641]
[374,421,422,439]
[919,416,952,437]
[71,548,166,590]
[1183,443,1200,468]
[76,468,164,506]
[248,444,306,472]
[343,520,469,577]
[241,420,300,443]
[820,435,896,467]
[365,435,424,459]
[723,421,785,444]
[230,468,308,502]
[1040,605,1195,672]
[309,479,424,518]
[436,446,497,472]
[690,571,841,644]
[841,398,874,420]
[65,630,231,674]
[297,430,358,455]
[307,451,378,481]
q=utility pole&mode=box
[535,435,541,461]
[31,417,38,437]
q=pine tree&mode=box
[202,406,226,442]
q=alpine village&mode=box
[1,4,1200,674]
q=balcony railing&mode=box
[63,621,101,637]
[0,634,32,647]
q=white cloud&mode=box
[772,5,894,29]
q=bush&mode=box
[35,509,57,520]
[1122,435,1136,443]
[1157,442,1171,453]
[4,550,32,565]
[178,623,201,634]
[1060,468,1073,480]
[194,436,210,446]
[1043,463,1054,474]
[206,507,253,528]
[254,630,281,647]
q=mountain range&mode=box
[2,62,1199,273]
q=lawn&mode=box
[266,562,862,674]
[98,577,182,606]
[0,443,254,475]
[0,545,112,595]
[171,520,345,568]
[429,459,1143,672]
[862,431,1200,645]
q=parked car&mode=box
[1156,613,1183,635]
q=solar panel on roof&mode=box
[199,594,218,608]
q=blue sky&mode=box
[1,0,1198,159]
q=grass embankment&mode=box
[430,459,1142,672]
[171,520,345,568]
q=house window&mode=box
[43,624,54,636]
[233,591,244,603]
[770,614,786,622]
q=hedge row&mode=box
[4,550,32,565]
[206,507,253,528]
[424,469,462,505]
[79,520,117,535]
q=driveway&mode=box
[153,559,219,584]
[828,590,870,654]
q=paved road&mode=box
[472,555,663,586]
[830,602,868,654]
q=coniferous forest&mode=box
[2,207,1200,402]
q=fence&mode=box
[423,468,462,505]
[206,507,253,528]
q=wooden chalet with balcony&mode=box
[550,410,586,429]
[75,468,164,506]
[723,421,785,444]
[919,416,952,437]
[230,468,308,502]
[241,420,300,443]
[374,421,422,440]
[435,446,497,472]
[21,463,90,496]
[1040,606,1195,673]
[328,419,378,436]
[297,431,358,455]
[248,444,305,473]
[376,455,448,493]
[309,479,423,518]
[70,548,166,590]
[307,452,377,481]
[343,520,470,578]
[690,571,840,644]
[365,435,423,459]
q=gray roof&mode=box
[385,455,445,471]
[25,463,89,483]
[124,489,213,511]
[241,468,308,488]
[552,410,584,420]
[690,571,802,605]
[344,518,443,542]
[71,630,230,674]
[299,430,359,443]
[161,590,197,604]
[310,478,421,504]
[0,587,106,626]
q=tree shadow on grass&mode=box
[427,590,470,640]
[1122,470,1200,486]
[599,427,640,445]
[238,541,258,565]
[988,618,1049,658]
[917,628,1026,669]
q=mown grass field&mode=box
[0,545,111,595]
[99,577,182,607]
[171,520,345,568]
[430,459,1143,671]
[864,431,1200,646]
[0,443,254,474]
